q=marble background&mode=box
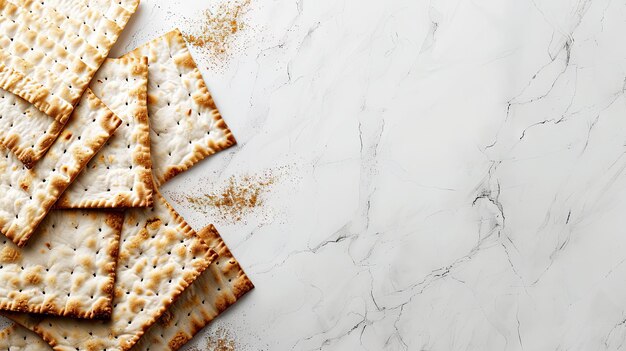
[6,0,626,349]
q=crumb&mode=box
[182,0,252,66]
[174,170,276,225]
[187,327,237,351]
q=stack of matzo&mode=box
[0,1,253,350]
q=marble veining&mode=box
[5,0,626,350]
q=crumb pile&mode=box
[183,171,276,224]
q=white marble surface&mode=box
[8,0,626,349]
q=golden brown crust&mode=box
[0,210,124,320]
[55,57,154,209]
[0,0,139,121]
[4,192,219,351]
[10,119,66,169]
[54,187,154,209]
[0,90,122,247]
[0,112,68,169]
[0,61,74,123]
[131,224,254,351]
[168,333,188,350]
[158,30,237,185]
[99,211,124,320]
[117,192,219,351]
[123,29,237,187]
[159,127,237,185]
[198,225,255,300]
[121,251,218,351]
[0,0,140,167]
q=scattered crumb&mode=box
[172,170,276,225]
[187,327,237,351]
[168,164,299,227]
[206,328,237,351]
[182,0,252,67]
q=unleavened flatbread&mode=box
[123,29,236,186]
[0,211,123,319]
[56,57,153,209]
[0,324,50,350]
[0,0,139,121]
[0,0,139,167]
[133,224,253,350]
[0,90,121,247]
[6,192,217,351]
[0,225,253,351]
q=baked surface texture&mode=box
[0,324,50,350]
[0,90,121,247]
[1,225,253,351]
[133,224,254,351]
[0,0,139,167]
[124,29,236,186]
[6,192,218,351]
[56,57,154,209]
[0,211,123,319]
